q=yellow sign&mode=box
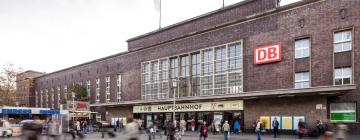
[260,116,270,129]
[282,116,292,130]
[133,100,243,113]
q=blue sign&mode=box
[1,109,32,114]
[39,110,60,115]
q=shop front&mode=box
[133,100,244,131]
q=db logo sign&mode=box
[254,43,282,64]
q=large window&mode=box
[227,43,242,94]
[295,38,310,58]
[334,67,352,85]
[57,86,60,107]
[191,53,201,96]
[201,49,214,96]
[170,58,179,98]
[116,74,121,102]
[159,59,169,99]
[334,30,352,53]
[180,55,190,97]
[40,90,43,108]
[44,89,48,108]
[142,59,169,100]
[51,88,54,108]
[35,91,38,107]
[86,80,90,98]
[330,102,356,122]
[141,41,243,100]
[105,76,110,103]
[295,72,310,88]
[214,46,227,95]
[96,78,100,103]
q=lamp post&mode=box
[72,92,75,121]
[172,80,177,121]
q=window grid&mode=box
[44,89,48,108]
[35,91,38,107]
[40,90,43,108]
[96,78,100,103]
[51,88,54,108]
[334,30,352,53]
[86,80,90,98]
[105,76,110,103]
[295,38,310,59]
[295,72,310,89]
[334,67,352,85]
[116,74,122,102]
[57,86,60,107]
[141,41,243,100]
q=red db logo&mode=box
[254,43,282,64]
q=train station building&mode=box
[17,0,360,132]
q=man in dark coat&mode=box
[272,117,280,138]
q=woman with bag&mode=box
[199,122,208,140]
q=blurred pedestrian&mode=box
[234,119,240,135]
[255,119,262,140]
[100,121,116,138]
[199,121,208,140]
[298,119,306,139]
[191,119,196,132]
[336,123,348,140]
[222,121,230,140]
[180,119,186,136]
[125,119,139,140]
[47,119,59,140]
[272,117,279,138]
[167,121,175,140]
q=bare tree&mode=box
[0,63,23,106]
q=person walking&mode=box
[116,119,120,132]
[200,122,208,140]
[167,121,175,140]
[180,119,186,136]
[336,123,348,140]
[255,119,262,140]
[222,121,230,140]
[298,119,306,139]
[191,119,196,132]
[125,119,140,140]
[272,117,280,138]
[234,119,240,135]
[47,119,58,140]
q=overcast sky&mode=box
[0,0,299,73]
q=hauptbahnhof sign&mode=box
[133,100,243,113]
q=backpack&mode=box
[260,123,265,131]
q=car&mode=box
[0,120,13,137]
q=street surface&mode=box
[2,131,359,140]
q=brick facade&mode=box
[20,0,360,131]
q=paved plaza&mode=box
[2,132,360,140]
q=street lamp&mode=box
[72,92,75,121]
[172,80,177,121]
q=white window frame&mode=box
[105,76,110,103]
[116,74,122,102]
[86,80,91,98]
[294,72,310,89]
[35,91,38,107]
[334,67,352,85]
[96,78,100,103]
[57,86,60,107]
[334,30,352,53]
[40,90,43,108]
[295,38,310,59]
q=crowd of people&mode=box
[17,117,351,140]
